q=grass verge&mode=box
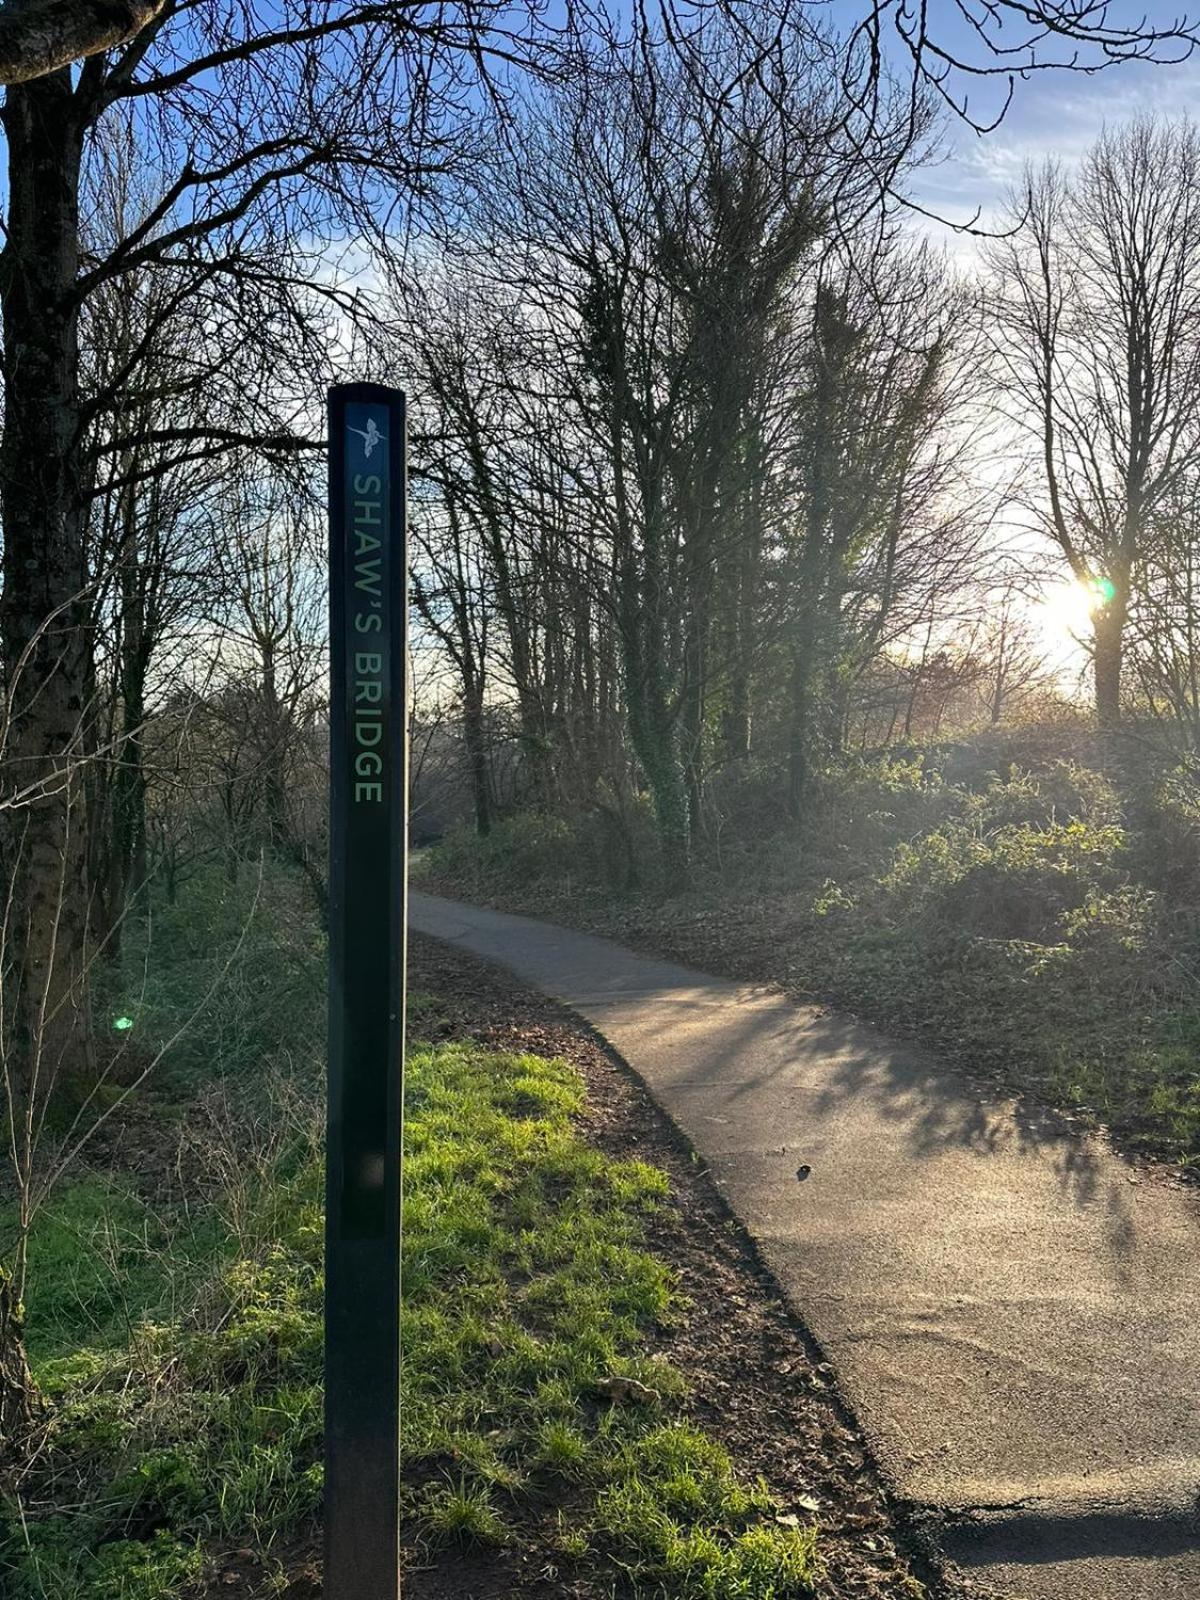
[1,891,857,1599]
[399,1038,824,1596]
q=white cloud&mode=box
[909,56,1200,252]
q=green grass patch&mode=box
[1,1175,227,1364]
[93,862,326,1095]
[401,1040,822,1592]
[1,1040,823,1599]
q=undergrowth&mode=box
[425,727,1200,1163]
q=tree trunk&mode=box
[463,413,552,809]
[624,642,689,892]
[462,680,491,837]
[104,480,151,962]
[724,671,751,764]
[222,783,240,885]
[1093,601,1125,730]
[109,651,148,957]
[989,665,1005,725]
[619,534,690,891]
[787,619,817,820]
[0,72,95,1102]
[722,427,763,766]
[0,1266,39,1466]
[680,618,705,846]
[259,639,292,853]
[642,738,690,892]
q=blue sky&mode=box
[789,1,1200,241]
[904,42,1200,240]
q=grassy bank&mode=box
[0,865,330,1598]
[3,1045,822,1598]
[3,869,926,1599]
[422,727,1200,1167]
[398,1040,824,1596]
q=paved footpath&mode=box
[409,892,1200,1599]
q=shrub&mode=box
[429,798,662,899]
[429,813,575,891]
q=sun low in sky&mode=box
[1034,576,1114,666]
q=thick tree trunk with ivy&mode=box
[619,538,690,890]
[0,71,96,1103]
[627,680,690,892]
[721,439,764,766]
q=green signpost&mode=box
[326,382,407,1598]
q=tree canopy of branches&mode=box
[400,15,989,883]
[0,0,554,1108]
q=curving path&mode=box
[409,891,1200,1598]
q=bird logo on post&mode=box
[348,417,385,459]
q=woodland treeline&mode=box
[408,86,1200,883]
[2,0,1200,1433]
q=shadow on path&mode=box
[942,1503,1200,1565]
[761,1007,1113,1210]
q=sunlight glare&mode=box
[1035,577,1106,650]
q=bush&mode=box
[430,813,575,889]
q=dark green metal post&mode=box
[326,383,407,1598]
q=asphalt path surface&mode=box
[409,891,1200,1598]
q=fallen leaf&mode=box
[593,1375,660,1407]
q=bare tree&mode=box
[0,0,555,1099]
[401,274,561,814]
[1128,470,1200,745]
[775,238,984,809]
[207,465,328,911]
[847,2,1198,150]
[962,584,1053,726]
[410,501,495,840]
[987,118,1200,727]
